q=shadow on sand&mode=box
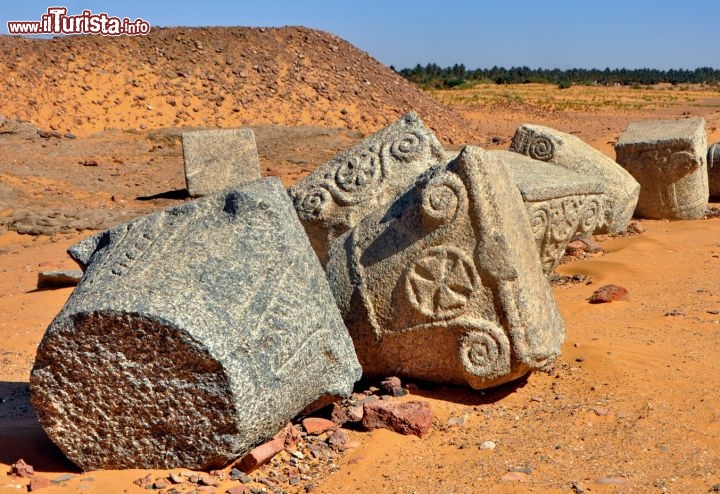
[0,381,78,472]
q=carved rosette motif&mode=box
[458,321,512,381]
[291,131,428,220]
[528,194,603,273]
[404,247,478,320]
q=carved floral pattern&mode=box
[528,194,603,274]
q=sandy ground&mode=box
[2,34,720,492]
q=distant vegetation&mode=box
[393,63,720,89]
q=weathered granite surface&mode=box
[615,118,708,220]
[510,124,639,233]
[707,142,720,198]
[289,112,446,265]
[31,178,361,470]
[182,128,261,197]
[492,151,605,275]
[326,146,565,390]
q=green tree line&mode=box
[393,63,720,89]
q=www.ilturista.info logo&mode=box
[7,7,150,36]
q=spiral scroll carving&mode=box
[458,323,511,381]
[527,136,555,161]
[420,173,466,228]
[512,133,556,162]
[390,131,425,162]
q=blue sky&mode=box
[2,0,719,70]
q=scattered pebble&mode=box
[448,415,467,426]
[665,308,686,317]
[51,473,76,484]
[595,477,628,485]
[480,440,496,450]
[501,471,528,482]
[588,284,628,303]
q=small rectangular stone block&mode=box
[37,270,83,289]
[182,128,261,197]
[615,118,708,220]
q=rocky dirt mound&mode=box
[0,26,478,144]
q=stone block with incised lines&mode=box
[615,118,708,220]
[510,124,639,233]
[288,112,446,265]
[30,178,361,470]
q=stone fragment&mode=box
[380,376,407,397]
[238,438,286,473]
[326,146,565,389]
[327,428,351,451]
[501,471,529,482]
[565,240,587,257]
[31,178,361,470]
[495,150,605,274]
[579,237,604,253]
[8,459,34,478]
[37,270,83,289]
[361,400,432,437]
[615,118,708,220]
[588,284,628,304]
[182,128,261,197]
[708,142,720,198]
[275,422,301,448]
[29,476,52,491]
[331,401,364,425]
[301,417,338,435]
[510,124,640,233]
[289,112,446,265]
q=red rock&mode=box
[8,459,34,478]
[302,417,338,435]
[361,400,432,437]
[580,237,604,253]
[328,428,350,451]
[237,438,285,473]
[275,422,301,448]
[226,486,249,494]
[29,476,52,491]
[380,376,407,397]
[565,240,586,257]
[588,284,628,304]
[331,401,364,425]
